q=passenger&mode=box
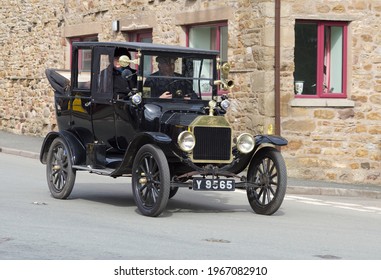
[144,56,196,99]
[112,48,137,94]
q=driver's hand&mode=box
[160,91,172,99]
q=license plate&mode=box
[192,178,235,191]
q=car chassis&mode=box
[41,41,288,217]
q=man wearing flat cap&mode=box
[144,56,196,99]
[112,48,137,93]
[99,48,136,95]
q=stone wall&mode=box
[1,0,380,185]
[280,0,381,185]
[0,0,64,135]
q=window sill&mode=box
[290,98,355,107]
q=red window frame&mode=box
[126,29,153,43]
[186,22,227,54]
[69,35,98,70]
[186,22,228,95]
[295,20,348,98]
[126,30,153,75]
[136,31,152,43]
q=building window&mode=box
[187,22,228,61]
[69,36,98,71]
[294,20,348,98]
[126,29,153,43]
[137,31,153,43]
[125,30,153,76]
[187,22,228,95]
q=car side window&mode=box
[91,47,114,101]
[97,54,113,95]
[74,48,92,91]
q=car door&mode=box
[70,45,94,145]
[90,47,118,149]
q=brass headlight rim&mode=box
[177,131,196,152]
[236,133,255,154]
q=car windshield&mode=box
[139,53,215,100]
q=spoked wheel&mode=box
[246,148,287,215]
[132,144,170,217]
[46,137,76,199]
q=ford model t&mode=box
[41,41,288,217]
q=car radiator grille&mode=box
[192,126,232,161]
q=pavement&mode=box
[0,130,380,198]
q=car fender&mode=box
[248,135,288,165]
[224,135,287,175]
[247,145,286,176]
[111,132,171,177]
[40,131,86,165]
[255,135,288,147]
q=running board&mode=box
[72,165,114,176]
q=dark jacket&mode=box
[113,67,137,94]
[144,71,197,99]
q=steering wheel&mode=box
[166,79,193,98]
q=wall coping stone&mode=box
[290,98,355,107]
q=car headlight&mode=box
[177,131,195,152]
[220,99,230,110]
[236,133,255,154]
[131,93,142,105]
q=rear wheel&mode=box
[46,137,76,199]
[132,144,170,217]
[246,148,287,215]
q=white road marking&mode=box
[285,195,381,214]
[333,206,374,213]
[364,206,381,211]
[287,195,321,202]
[299,201,330,206]
[325,201,361,207]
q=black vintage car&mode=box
[41,41,288,217]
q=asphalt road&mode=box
[1,153,381,260]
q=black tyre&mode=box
[246,148,287,215]
[132,144,170,217]
[46,137,76,199]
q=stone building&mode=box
[0,0,380,185]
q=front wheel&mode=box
[246,148,287,215]
[46,137,76,199]
[132,144,170,217]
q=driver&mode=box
[144,56,196,99]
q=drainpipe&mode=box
[274,0,281,136]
